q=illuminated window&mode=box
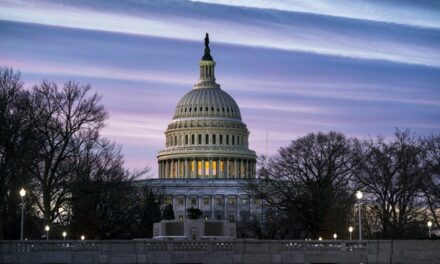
[229,215,235,223]
[179,215,184,220]
[242,198,249,205]
[205,161,209,176]
[220,161,224,173]
[198,161,202,176]
[213,161,217,176]
[203,198,210,205]
[228,198,236,205]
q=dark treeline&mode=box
[247,131,440,239]
[2,67,439,240]
[0,67,162,240]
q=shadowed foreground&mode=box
[1,239,439,264]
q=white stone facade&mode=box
[143,35,257,222]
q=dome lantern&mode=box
[195,33,219,89]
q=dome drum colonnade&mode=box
[157,33,256,180]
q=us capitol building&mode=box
[141,34,257,223]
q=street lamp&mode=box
[81,235,85,241]
[427,221,433,238]
[62,231,67,240]
[318,237,322,241]
[348,226,354,240]
[19,188,26,240]
[45,225,50,240]
[356,190,363,240]
[333,233,337,240]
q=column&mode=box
[164,160,168,179]
[240,160,244,178]
[209,159,213,179]
[246,160,249,178]
[234,159,238,179]
[236,195,239,222]
[198,196,202,211]
[226,159,229,179]
[202,158,205,178]
[172,195,176,210]
[211,195,215,219]
[217,158,220,179]
[224,195,228,220]
[185,159,189,178]
[184,195,187,219]
[171,159,174,178]
[194,159,197,178]
[177,159,181,178]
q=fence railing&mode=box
[4,240,372,253]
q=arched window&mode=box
[226,135,229,145]
[237,136,239,146]
[185,135,188,145]
[213,134,216,144]
[232,135,235,145]
[205,134,209,144]
[206,107,208,111]
[198,134,202,145]
[192,134,195,145]
[174,136,177,146]
[220,135,223,144]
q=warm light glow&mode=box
[19,188,26,197]
[349,226,354,233]
[213,161,217,176]
[356,191,363,199]
[333,233,337,239]
[205,161,209,176]
[191,160,194,172]
[45,225,50,232]
[318,237,322,241]
[81,235,85,240]
[428,221,433,227]
[220,160,224,172]
[62,231,67,237]
[197,161,202,176]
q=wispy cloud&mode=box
[1,0,439,67]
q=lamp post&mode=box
[333,233,337,240]
[356,191,363,240]
[45,225,50,240]
[348,226,354,240]
[62,231,67,240]
[427,221,433,238]
[19,188,26,240]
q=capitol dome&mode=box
[157,34,256,180]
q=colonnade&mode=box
[158,158,256,179]
[167,194,252,222]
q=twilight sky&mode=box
[1,0,440,177]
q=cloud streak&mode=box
[1,0,439,67]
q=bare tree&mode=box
[354,130,427,238]
[251,132,356,238]
[421,135,440,227]
[28,81,107,226]
[0,67,39,239]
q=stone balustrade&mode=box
[1,239,439,264]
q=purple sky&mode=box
[1,0,440,177]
